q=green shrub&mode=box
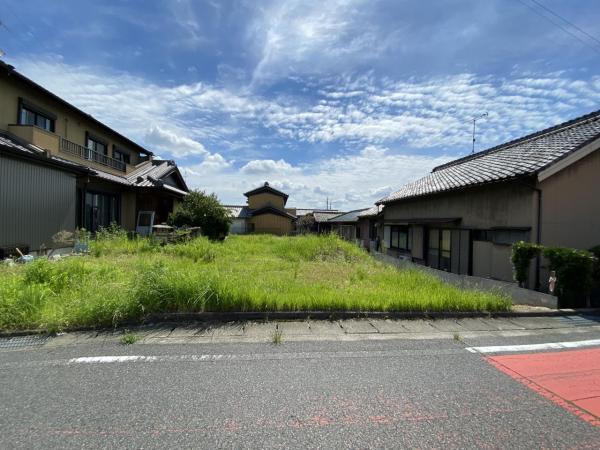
[543,246,595,308]
[511,241,543,286]
[168,190,231,240]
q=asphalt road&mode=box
[1,329,599,448]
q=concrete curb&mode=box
[1,308,599,339]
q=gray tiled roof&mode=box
[0,134,38,155]
[296,208,342,217]
[379,109,600,204]
[91,159,188,193]
[224,205,251,219]
[127,160,179,187]
[358,205,383,217]
[313,211,345,222]
[328,208,369,223]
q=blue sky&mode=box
[1,0,599,209]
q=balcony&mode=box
[60,137,126,172]
[8,124,60,153]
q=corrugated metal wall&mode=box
[0,155,76,250]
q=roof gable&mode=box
[380,109,600,204]
[127,159,189,192]
[243,182,289,205]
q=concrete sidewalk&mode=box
[2,315,598,350]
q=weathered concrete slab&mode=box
[276,321,311,335]
[455,318,497,331]
[506,317,566,330]
[135,325,174,339]
[44,333,79,347]
[243,321,277,338]
[308,321,344,335]
[480,318,525,331]
[401,320,437,333]
[212,322,245,337]
[430,320,466,332]
[169,326,205,338]
[369,319,409,334]
[340,319,378,334]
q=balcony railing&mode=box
[60,137,126,172]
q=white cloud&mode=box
[240,159,299,174]
[9,55,600,209]
[144,126,208,157]
[181,146,451,210]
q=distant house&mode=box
[328,209,369,242]
[377,110,600,293]
[224,182,296,235]
[311,210,345,234]
[356,205,384,251]
[224,183,343,236]
[0,60,188,255]
[295,209,344,234]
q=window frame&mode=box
[81,189,120,232]
[113,146,131,165]
[85,132,108,156]
[17,98,56,132]
[389,225,410,250]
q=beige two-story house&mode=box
[0,60,188,255]
[225,182,297,235]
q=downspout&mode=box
[534,187,542,291]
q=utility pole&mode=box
[472,112,488,154]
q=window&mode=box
[440,229,451,271]
[389,225,409,250]
[428,229,439,269]
[491,229,530,245]
[83,191,119,232]
[86,133,108,155]
[356,225,361,239]
[472,228,530,245]
[370,222,377,239]
[427,228,454,272]
[113,147,131,164]
[18,100,55,132]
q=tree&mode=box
[168,191,232,240]
[297,214,315,234]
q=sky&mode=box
[1,0,599,210]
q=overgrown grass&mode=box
[0,234,511,331]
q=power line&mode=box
[529,0,600,48]
[514,0,600,55]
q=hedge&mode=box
[512,242,597,308]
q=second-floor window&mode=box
[113,147,131,164]
[18,100,55,132]
[86,134,108,155]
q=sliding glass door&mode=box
[83,191,119,232]
[427,228,451,271]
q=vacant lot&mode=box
[0,234,511,331]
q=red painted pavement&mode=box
[487,348,600,427]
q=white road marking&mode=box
[9,349,462,368]
[69,356,158,364]
[465,338,600,354]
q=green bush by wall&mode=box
[511,241,597,308]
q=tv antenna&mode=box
[472,112,488,154]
